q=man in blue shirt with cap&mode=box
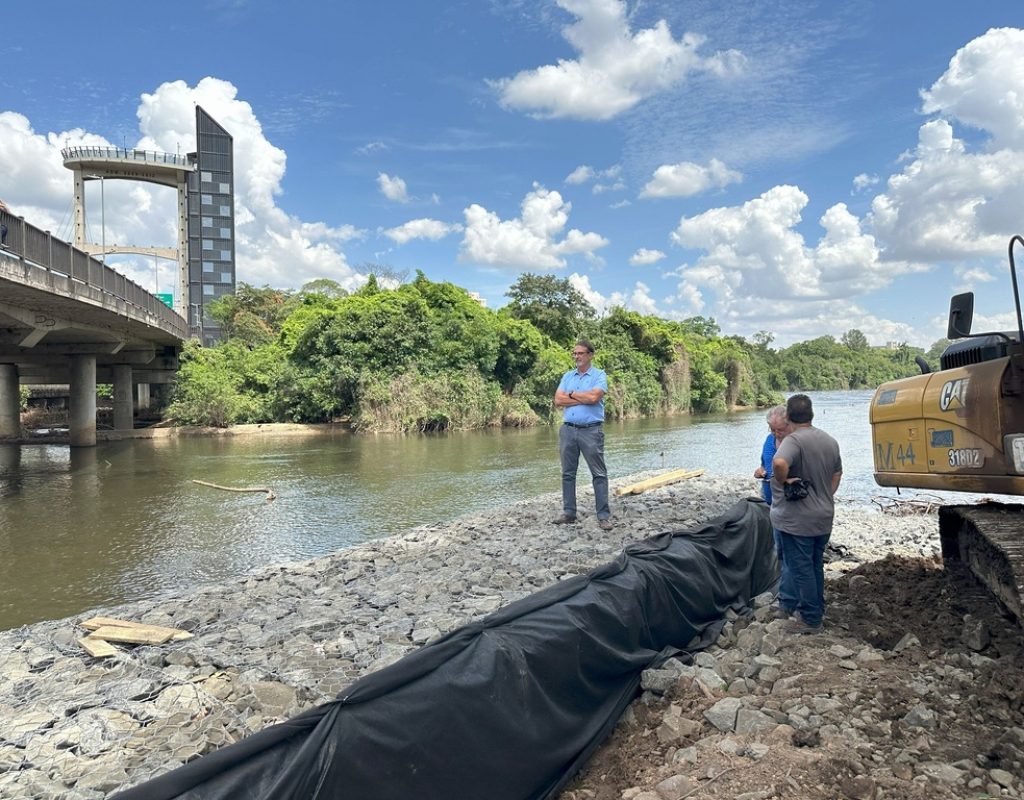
[553,338,612,530]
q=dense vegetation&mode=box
[168,273,937,431]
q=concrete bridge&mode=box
[0,209,186,446]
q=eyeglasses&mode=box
[572,350,590,356]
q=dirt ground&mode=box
[561,554,1024,800]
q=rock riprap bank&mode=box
[0,473,938,799]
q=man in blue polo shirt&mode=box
[553,339,611,530]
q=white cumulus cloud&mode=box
[382,218,463,245]
[629,248,666,266]
[493,0,745,121]
[670,185,918,315]
[377,172,410,203]
[866,29,1024,263]
[565,165,596,184]
[640,158,742,198]
[852,173,879,193]
[460,184,608,269]
[920,27,1024,150]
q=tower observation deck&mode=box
[61,146,193,320]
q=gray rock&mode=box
[990,768,1016,789]
[893,633,920,652]
[744,742,770,760]
[751,591,774,608]
[735,708,777,734]
[670,745,698,766]
[902,704,937,729]
[641,669,680,695]
[657,706,702,743]
[692,652,718,671]
[243,681,298,717]
[916,761,964,784]
[961,614,990,651]
[655,774,700,799]
[703,697,742,732]
[694,667,726,692]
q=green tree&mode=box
[207,283,297,346]
[300,278,348,299]
[505,273,595,346]
[925,338,950,369]
[841,329,869,351]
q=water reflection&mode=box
[0,390,993,630]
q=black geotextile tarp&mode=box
[111,497,777,800]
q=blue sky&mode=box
[2,0,1023,347]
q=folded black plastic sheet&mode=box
[112,497,777,800]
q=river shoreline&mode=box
[8,421,356,446]
[0,471,939,798]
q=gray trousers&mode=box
[559,424,609,519]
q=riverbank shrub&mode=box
[355,368,537,432]
[171,274,932,432]
[167,342,240,427]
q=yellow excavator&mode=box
[870,235,1024,624]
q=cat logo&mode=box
[939,378,969,412]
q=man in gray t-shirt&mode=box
[769,394,842,634]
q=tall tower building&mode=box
[187,107,236,345]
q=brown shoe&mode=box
[770,606,795,620]
[784,616,823,635]
[598,518,613,531]
[552,515,577,525]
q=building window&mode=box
[203,284,215,296]
[219,205,231,216]
[202,261,214,273]
[201,194,212,205]
[201,171,212,182]
[220,272,232,283]
[219,182,230,193]
[220,228,231,239]
[202,216,213,228]
[202,239,214,250]
[220,250,231,261]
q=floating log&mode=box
[192,479,276,502]
[614,468,705,496]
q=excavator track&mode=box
[939,503,1024,625]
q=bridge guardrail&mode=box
[0,208,188,340]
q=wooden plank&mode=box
[614,468,705,496]
[78,636,118,658]
[80,616,193,641]
[88,625,175,645]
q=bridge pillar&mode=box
[0,364,19,439]
[112,365,134,431]
[136,383,151,410]
[69,354,97,447]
